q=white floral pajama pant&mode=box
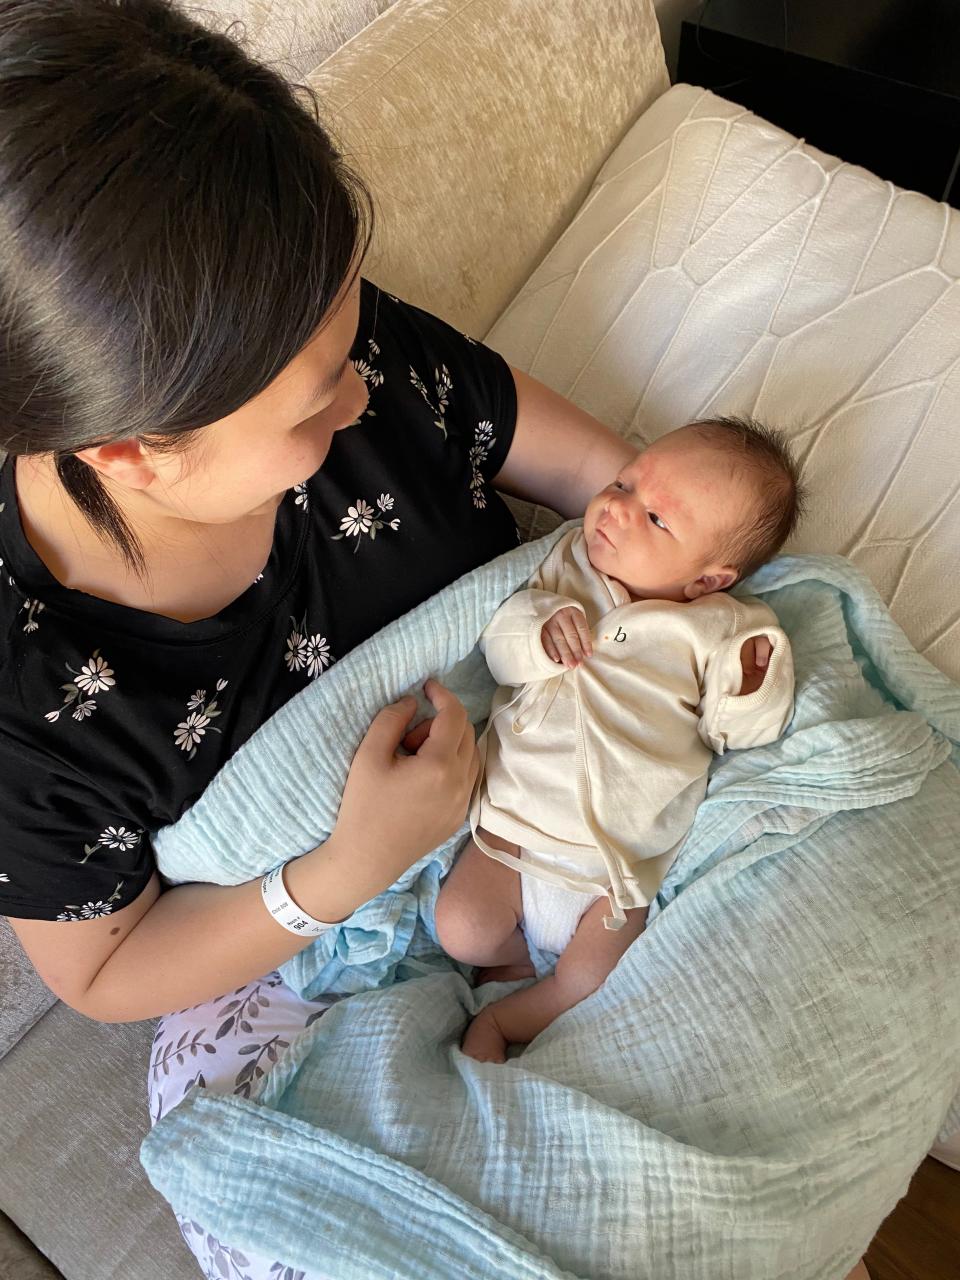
[146,971,334,1280]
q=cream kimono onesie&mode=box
[470,527,795,937]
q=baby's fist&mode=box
[542,607,593,669]
[738,635,773,695]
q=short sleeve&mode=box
[0,741,155,921]
[372,285,518,482]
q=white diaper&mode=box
[519,849,601,955]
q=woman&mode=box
[0,1,633,1273]
[0,4,882,1278]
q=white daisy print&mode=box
[174,711,210,752]
[332,494,400,553]
[410,364,453,435]
[57,880,124,921]
[305,635,332,678]
[76,654,115,694]
[21,598,44,633]
[81,825,143,864]
[285,616,334,679]
[293,482,309,511]
[45,649,116,724]
[172,678,228,760]
[99,826,141,851]
[468,420,497,509]
[338,499,375,539]
[285,625,308,672]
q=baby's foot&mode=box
[473,962,535,986]
[461,1007,509,1063]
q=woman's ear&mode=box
[74,439,156,490]
[683,567,738,600]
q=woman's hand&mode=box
[334,678,479,869]
[541,606,593,669]
[738,635,773,695]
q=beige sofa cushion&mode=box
[176,0,397,78]
[308,0,670,336]
[488,85,960,682]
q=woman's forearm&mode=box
[79,831,402,1023]
[494,367,637,517]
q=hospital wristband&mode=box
[260,863,336,937]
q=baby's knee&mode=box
[434,881,484,960]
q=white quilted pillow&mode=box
[488,85,960,683]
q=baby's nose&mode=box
[608,494,630,525]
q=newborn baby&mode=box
[435,415,804,1062]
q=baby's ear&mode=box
[683,568,738,600]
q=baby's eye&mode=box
[649,512,668,530]
[613,479,627,491]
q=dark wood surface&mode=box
[678,0,960,205]
[689,0,960,96]
[866,1157,960,1280]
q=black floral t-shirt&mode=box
[0,281,518,920]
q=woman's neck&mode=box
[14,455,279,622]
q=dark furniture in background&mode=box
[678,0,960,208]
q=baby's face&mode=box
[583,429,755,601]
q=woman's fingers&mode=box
[419,679,468,757]
[360,696,418,760]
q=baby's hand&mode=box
[738,635,773,695]
[542,607,593,669]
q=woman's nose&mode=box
[335,366,368,431]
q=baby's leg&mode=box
[461,897,647,1062]
[435,832,529,969]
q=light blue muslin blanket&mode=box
[142,526,960,1280]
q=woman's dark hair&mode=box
[0,0,373,570]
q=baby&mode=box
[435,415,805,1062]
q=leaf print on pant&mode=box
[331,493,400,553]
[284,615,334,680]
[148,973,330,1280]
[174,678,229,761]
[44,649,116,723]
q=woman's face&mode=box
[138,274,367,524]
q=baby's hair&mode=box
[687,415,807,579]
